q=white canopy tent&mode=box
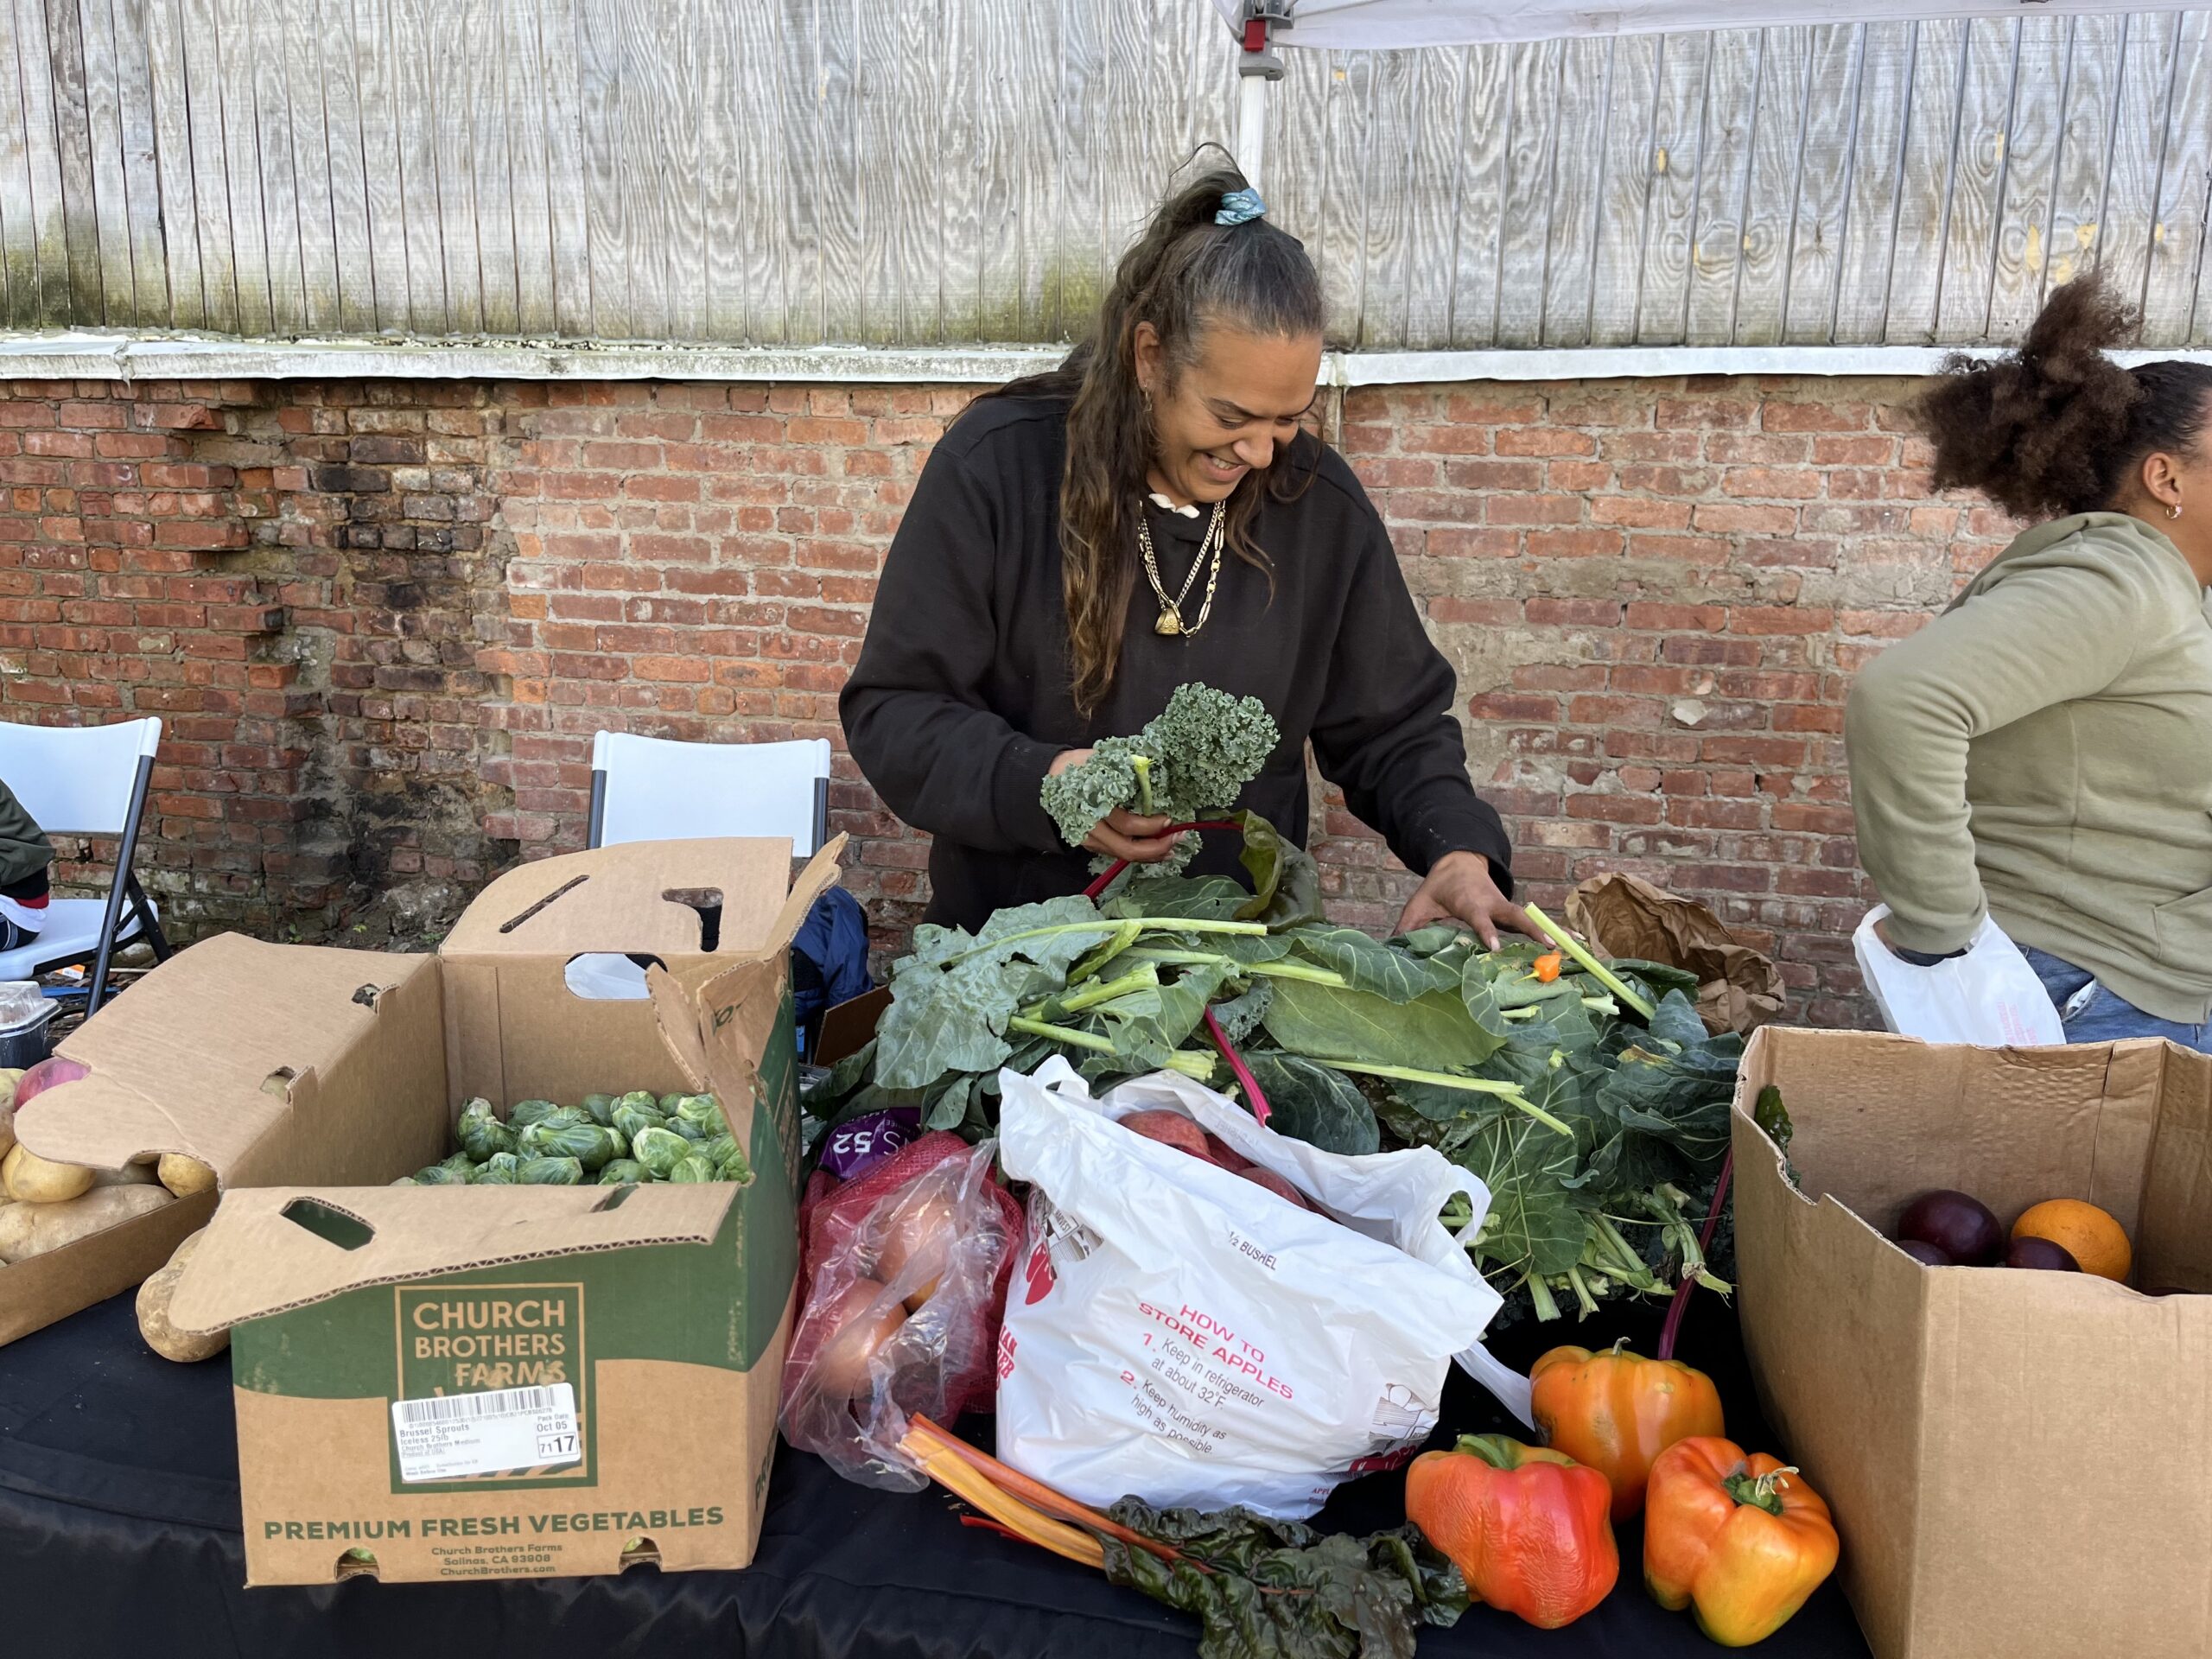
[1217,0,2207,188]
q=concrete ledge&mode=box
[1,330,2206,386]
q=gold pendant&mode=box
[1154,608,1182,637]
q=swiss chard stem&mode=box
[1522,906,1655,1020]
[1308,1058,1574,1137]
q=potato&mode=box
[137,1228,228,1363]
[0,1183,172,1262]
[157,1154,217,1198]
[3,1142,96,1204]
[91,1161,162,1188]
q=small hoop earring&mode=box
[2168,502,2183,520]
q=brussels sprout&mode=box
[542,1106,594,1133]
[456,1103,518,1162]
[612,1103,665,1143]
[674,1095,728,1136]
[632,1126,693,1179]
[668,1154,717,1183]
[518,1156,583,1185]
[717,1147,753,1184]
[596,1159,646,1185]
[667,1115,709,1144]
[531,1122,624,1170]
[413,1164,471,1186]
[582,1093,618,1127]
[605,1128,630,1160]
[509,1099,563,1128]
[658,1093,686,1115]
[439,1151,479,1174]
[614,1090,658,1116]
[391,1175,421,1186]
[471,1152,522,1185]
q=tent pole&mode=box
[1236,73,1269,189]
[1233,5,1286,192]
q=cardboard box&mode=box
[1732,1027,2212,1659]
[18,836,835,1583]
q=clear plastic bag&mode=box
[779,1131,1021,1489]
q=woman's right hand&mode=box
[1049,748,1183,864]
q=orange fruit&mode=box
[2011,1199,2132,1282]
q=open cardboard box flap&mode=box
[14,935,435,1181]
[442,836,840,959]
[167,1179,741,1334]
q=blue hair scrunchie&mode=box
[1215,187,1268,227]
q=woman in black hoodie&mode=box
[841,167,1524,944]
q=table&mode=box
[0,1289,1870,1658]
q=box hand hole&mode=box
[563,954,666,1001]
[661,887,725,952]
[280,1198,375,1252]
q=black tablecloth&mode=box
[0,1289,1869,1658]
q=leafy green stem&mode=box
[1023,964,1159,1020]
[1306,1058,1575,1137]
[1522,905,1655,1020]
[1004,1015,1214,1082]
[944,916,1266,970]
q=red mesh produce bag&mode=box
[780,1132,1020,1489]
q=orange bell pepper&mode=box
[1530,1338,1725,1521]
[1404,1433,1618,1630]
[1643,1436,1840,1648]
[1532,950,1563,983]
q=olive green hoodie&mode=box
[1846,512,2212,1024]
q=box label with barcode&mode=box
[390,1382,583,1484]
[391,1281,592,1490]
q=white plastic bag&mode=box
[1853,905,2065,1046]
[994,1058,1529,1520]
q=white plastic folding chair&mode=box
[586,732,832,855]
[572,733,834,1007]
[0,716,170,1017]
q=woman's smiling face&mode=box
[1135,320,1325,506]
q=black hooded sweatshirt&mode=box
[840,394,1512,931]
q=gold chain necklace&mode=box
[1139,500,1225,638]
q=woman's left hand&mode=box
[1395,850,1539,950]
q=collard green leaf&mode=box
[925,1073,974,1133]
[1235,810,1325,930]
[874,957,1019,1090]
[801,1039,876,1117]
[1287,926,1459,1003]
[1263,979,1503,1072]
[1100,1501,1467,1659]
[1390,923,1472,960]
[1095,963,1229,1064]
[1607,957,1705,999]
[1462,1113,1586,1278]
[1244,1053,1380,1154]
[1647,988,1711,1050]
[1103,874,1249,923]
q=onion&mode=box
[875,1188,962,1312]
[16,1054,89,1109]
[811,1279,907,1399]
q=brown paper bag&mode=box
[1566,872,1785,1037]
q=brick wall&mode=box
[0,372,2005,1023]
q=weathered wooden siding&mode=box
[3,1,2209,347]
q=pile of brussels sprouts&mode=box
[397,1091,750,1187]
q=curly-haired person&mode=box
[1846,275,2212,1049]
